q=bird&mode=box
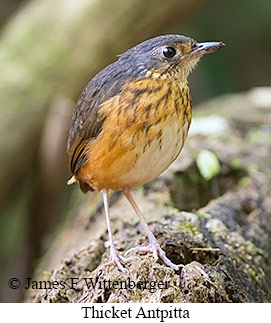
[67,34,224,273]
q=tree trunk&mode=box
[26,87,271,302]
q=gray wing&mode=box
[67,61,126,174]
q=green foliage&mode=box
[231,157,242,171]
[248,268,261,283]
[251,243,266,257]
[179,220,200,236]
[196,150,221,181]
[197,213,212,219]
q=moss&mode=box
[188,171,199,185]
[251,243,267,258]
[197,213,212,219]
[238,176,252,188]
[248,268,261,283]
[231,157,242,170]
[179,220,200,236]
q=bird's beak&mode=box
[192,41,225,55]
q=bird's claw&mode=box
[104,251,139,273]
[125,242,183,271]
[125,245,158,260]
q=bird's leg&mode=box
[123,189,183,271]
[101,188,137,273]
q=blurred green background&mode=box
[0,0,270,302]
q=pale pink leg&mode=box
[123,189,183,271]
[101,189,137,273]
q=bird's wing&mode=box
[67,62,125,174]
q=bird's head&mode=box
[119,34,225,82]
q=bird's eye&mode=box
[162,46,177,59]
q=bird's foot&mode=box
[104,250,138,273]
[125,242,183,271]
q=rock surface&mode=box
[26,88,271,302]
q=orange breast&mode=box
[77,78,191,191]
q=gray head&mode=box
[118,34,225,81]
